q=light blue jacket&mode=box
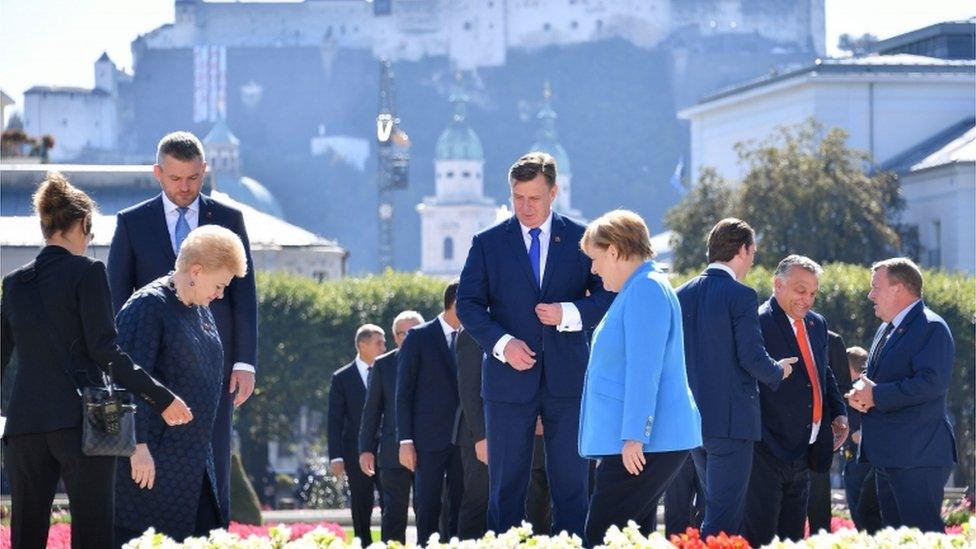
[579,261,702,458]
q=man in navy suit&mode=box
[397,281,464,544]
[742,255,848,545]
[107,131,257,521]
[358,311,424,543]
[847,258,957,532]
[676,218,796,537]
[328,324,387,544]
[457,152,613,538]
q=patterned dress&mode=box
[114,276,224,541]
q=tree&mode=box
[838,33,879,57]
[663,167,735,272]
[666,119,914,271]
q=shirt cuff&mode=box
[400,439,413,444]
[330,458,343,463]
[556,302,583,332]
[492,334,515,363]
[233,362,256,374]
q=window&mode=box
[446,171,455,177]
[927,220,943,267]
[543,22,551,31]
[443,237,454,260]
[464,21,472,31]
[462,171,471,178]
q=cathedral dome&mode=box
[213,174,285,219]
[434,89,483,161]
[529,89,571,175]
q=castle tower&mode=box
[417,79,499,275]
[529,82,582,220]
[94,52,118,95]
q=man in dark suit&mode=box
[397,281,465,544]
[107,131,257,521]
[742,255,848,545]
[457,152,613,538]
[807,330,854,534]
[328,324,387,544]
[358,311,424,543]
[662,452,706,537]
[676,218,795,537]
[454,327,489,539]
[841,346,883,534]
[848,258,957,532]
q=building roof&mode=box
[883,117,976,174]
[25,85,110,97]
[0,89,13,107]
[213,175,285,218]
[529,85,572,175]
[680,54,975,117]
[868,19,976,58]
[97,51,113,63]
[204,117,240,146]
[435,88,483,162]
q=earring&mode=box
[190,281,195,286]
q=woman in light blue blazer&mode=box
[578,210,702,546]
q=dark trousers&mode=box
[213,383,234,521]
[486,387,588,538]
[526,435,551,534]
[742,443,811,546]
[414,445,463,545]
[343,449,378,544]
[875,465,951,532]
[843,461,882,533]
[585,450,688,547]
[663,449,705,537]
[457,444,489,539]
[807,468,831,534]
[693,436,753,536]
[5,428,116,549]
[378,466,412,543]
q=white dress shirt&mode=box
[889,299,922,331]
[160,193,255,374]
[706,262,737,281]
[491,212,583,364]
[331,355,373,463]
[787,314,821,444]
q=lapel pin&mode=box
[554,236,561,243]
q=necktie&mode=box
[528,227,542,288]
[449,331,458,362]
[793,318,822,424]
[867,323,895,373]
[174,206,191,254]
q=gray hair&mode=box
[355,324,385,348]
[774,254,823,279]
[156,131,205,165]
[391,310,424,333]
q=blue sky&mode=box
[0,0,973,124]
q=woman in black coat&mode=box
[0,172,193,549]
[113,224,249,545]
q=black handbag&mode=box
[20,263,138,457]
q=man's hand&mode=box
[229,371,256,407]
[359,452,376,477]
[846,374,876,413]
[475,439,488,465]
[399,442,417,472]
[503,339,537,371]
[779,357,798,379]
[851,429,861,445]
[621,440,646,475]
[161,396,193,426]
[330,460,345,478]
[131,444,156,489]
[831,415,850,451]
[535,303,563,327]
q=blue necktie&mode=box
[174,207,191,254]
[528,227,542,288]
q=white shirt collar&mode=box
[437,313,457,341]
[161,192,200,215]
[354,355,371,377]
[519,212,553,239]
[706,262,737,281]
[890,299,921,329]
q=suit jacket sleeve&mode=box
[107,212,136,314]
[572,267,615,330]
[732,287,783,389]
[359,363,383,454]
[873,322,954,413]
[327,371,347,460]
[395,331,421,442]
[621,279,670,443]
[822,330,847,421]
[1,278,13,383]
[227,209,258,368]
[457,234,508,354]
[828,332,853,395]
[456,331,486,442]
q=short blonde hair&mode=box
[580,209,654,261]
[176,225,248,277]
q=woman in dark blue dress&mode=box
[113,225,249,545]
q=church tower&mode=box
[529,82,582,220]
[417,79,500,275]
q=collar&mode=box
[354,356,371,375]
[706,262,737,281]
[437,313,457,340]
[519,211,554,239]
[890,299,922,329]
[161,192,200,215]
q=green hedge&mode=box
[673,264,975,488]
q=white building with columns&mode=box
[417,90,503,276]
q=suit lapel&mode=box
[540,213,566,297]
[874,302,924,373]
[770,298,804,362]
[806,314,828,385]
[198,194,215,227]
[151,195,178,265]
[506,217,540,293]
[866,324,888,378]
[430,322,457,378]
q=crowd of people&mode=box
[0,136,958,549]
